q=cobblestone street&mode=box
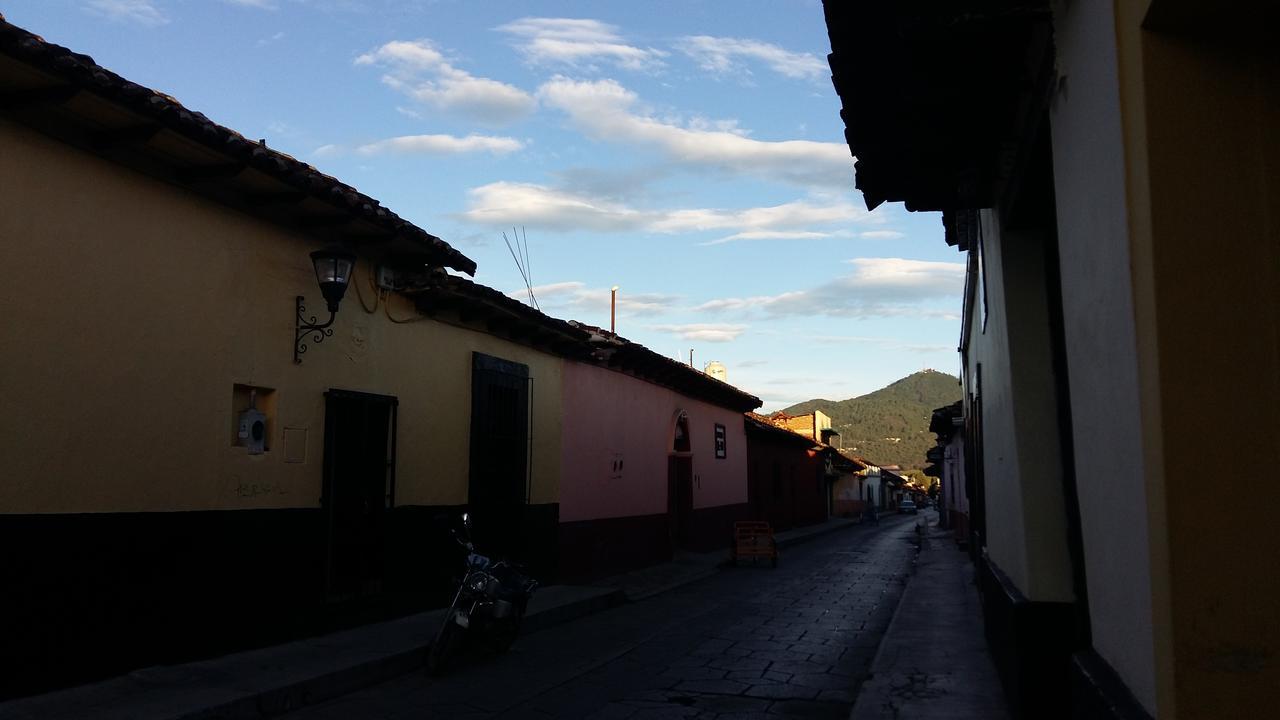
[285,515,919,720]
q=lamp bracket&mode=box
[294,295,337,364]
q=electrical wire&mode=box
[384,291,428,324]
[353,261,380,314]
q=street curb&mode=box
[846,517,929,720]
[0,587,624,720]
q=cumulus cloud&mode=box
[512,279,680,317]
[498,18,666,71]
[805,335,955,354]
[700,230,836,246]
[464,182,649,232]
[677,36,827,81]
[695,258,965,319]
[356,40,535,124]
[85,0,167,26]
[537,77,853,188]
[650,323,748,343]
[860,230,905,239]
[514,281,678,317]
[460,182,876,241]
[340,133,524,156]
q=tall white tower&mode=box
[704,360,727,383]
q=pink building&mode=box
[558,327,760,579]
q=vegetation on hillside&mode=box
[782,370,961,471]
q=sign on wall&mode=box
[714,423,727,459]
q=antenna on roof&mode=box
[521,226,537,309]
[502,228,538,310]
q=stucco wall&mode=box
[1048,0,1157,710]
[966,210,1074,602]
[1114,3,1280,715]
[0,117,562,514]
[559,361,748,523]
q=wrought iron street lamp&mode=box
[294,247,356,364]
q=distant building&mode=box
[768,409,832,443]
[704,360,727,382]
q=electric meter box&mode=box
[238,407,268,455]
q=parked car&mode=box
[899,499,918,514]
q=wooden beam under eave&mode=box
[295,214,352,230]
[0,84,79,110]
[89,123,161,150]
[176,162,246,182]
[244,190,309,207]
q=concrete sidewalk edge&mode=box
[2,516,869,720]
[0,586,624,720]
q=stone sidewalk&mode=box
[0,516,863,720]
[848,515,1010,720]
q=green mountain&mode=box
[781,370,961,472]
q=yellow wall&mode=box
[1116,3,1280,716]
[0,117,562,514]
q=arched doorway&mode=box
[667,410,694,552]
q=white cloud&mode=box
[224,0,276,8]
[805,335,955,354]
[700,230,835,246]
[85,0,167,26]
[677,36,827,80]
[537,77,853,188]
[860,230,905,239]
[513,281,678,317]
[350,134,523,156]
[464,182,648,232]
[651,200,872,233]
[695,258,965,319]
[357,40,535,124]
[498,18,666,72]
[650,323,748,343]
[460,182,875,241]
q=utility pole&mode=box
[689,348,694,368]
[610,285,619,334]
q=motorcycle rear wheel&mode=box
[489,611,523,653]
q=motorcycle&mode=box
[426,513,538,674]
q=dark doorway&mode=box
[468,353,530,561]
[667,455,693,550]
[322,389,397,602]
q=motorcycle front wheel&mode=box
[426,611,463,675]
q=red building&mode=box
[743,414,828,532]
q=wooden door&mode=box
[667,455,693,550]
[322,390,397,601]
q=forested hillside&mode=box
[782,370,961,471]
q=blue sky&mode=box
[5,0,965,410]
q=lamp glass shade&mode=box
[311,248,356,311]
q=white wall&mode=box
[1045,0,1158,710]
[965,210,1074,602]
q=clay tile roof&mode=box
[0,14,476,275]
[407,275,762,413]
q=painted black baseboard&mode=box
[1070,649,1155,720]
[559,512,672,581]
[978,554,1077,720]
[0,502,559,700]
